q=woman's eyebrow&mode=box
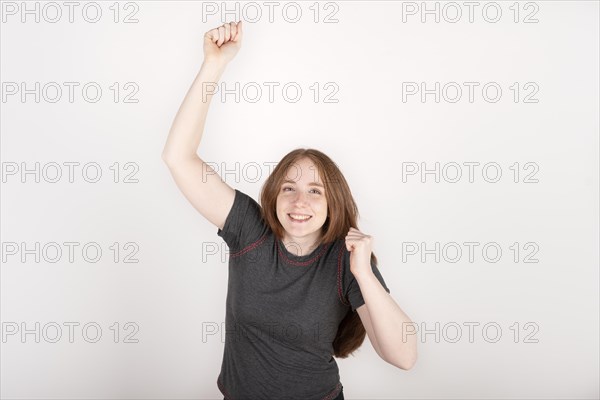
[282,179,324,188]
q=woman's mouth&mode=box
[288,213,312,223]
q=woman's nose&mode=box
[293,191,308,204]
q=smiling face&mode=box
[276,157,328,249]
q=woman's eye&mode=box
[282,187,321,194]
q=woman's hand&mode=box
[203,20,243,66]
[345,227,374,278]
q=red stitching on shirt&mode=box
[322,381,343,400]
[220,233,345,400]
[230,233,269,258]
[337,243,350,307]
[217,376,233,399]
[276,237,332,266]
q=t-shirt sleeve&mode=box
[216,188,270,252]
[342,247,391,312]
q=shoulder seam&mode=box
[337,242,350,307]
[230,233,269,258]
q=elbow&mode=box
[385,350,417,371]
[161,142,180,164]
[401,354,417,370]
[161,150,198,166]
[162,151,181,167]
[161,151,174,165]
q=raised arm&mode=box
[161,21,243,230]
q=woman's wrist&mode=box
[198,59,228,84]
[202,57,228,71]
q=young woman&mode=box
[162,21,417,400]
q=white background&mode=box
[1,1,598,399]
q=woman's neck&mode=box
[282,234,321,256]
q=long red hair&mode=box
[259,148,379,358]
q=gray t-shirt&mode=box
[216,188,391,400]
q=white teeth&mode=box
[289,214,311,220]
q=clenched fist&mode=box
[203,20,243,66]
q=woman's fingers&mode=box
[203,21,242,65]
[228,21,237,41]
[233,20,242,42]
[216,26,225,46]
[205,28,217,43]
[223,23,230,42]
[211,21,242,47]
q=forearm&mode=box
[162,60,227,162]
[355,270,418,369]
